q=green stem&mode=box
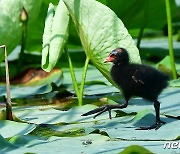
[19,23,27,61]
[18,17,27,71]
[65,46,89,106]
[165,0,177,79]
[137,26,144,49]
[137,0,148,49]
[65,47,80,101]
[79,56,90,106]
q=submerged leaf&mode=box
[63,0,141,84]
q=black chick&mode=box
[82,48,169,130]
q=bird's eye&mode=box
[109,54,115,58]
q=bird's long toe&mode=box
[136,124,156,130]
[160,120,166,124]
[93,106,112,119]
[82,105,112,119]
[136,121,165,130]
[81,106,105,116]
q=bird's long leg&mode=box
[154,100,166,126]
[136,100,166,130]
[82,100,129,119]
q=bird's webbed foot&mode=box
[81,105,113,119]
[136,120,166,130]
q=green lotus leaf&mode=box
[13,104,116,124]
[42,0,69,72]
[3,134,179,153]
[120,145,153,154]
[63,0,141,84]
[0,134,17,151]
[0,120,36,138]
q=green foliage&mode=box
[0,68,62,98]
[165,0,177,79]
[42,0,140,106]
[42,1,69,72]
[0,0,42,61]
[0,84,51,99]
[169,79,180,87]
[0,133,179,153]
[0,120,36,138]
[13,104,116,124]
[120,145,153,154]
[0,0,180,153]
[63,0,140,82]
[62,66,119,95]
[0,135,16,151]
[0,87,179,153]
[103,0,177,30]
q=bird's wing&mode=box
[132,70,145,84]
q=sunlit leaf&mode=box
[63,0,141,84]
[169,79,180,87]
[0,134,17,151]
[41,3,55,68]
[0,120,36,138]
[85,109,180,140]
[9,135,47,147]
[0,84,52,99]
[62,66,119,95]
[13,104,116,124]
[62,66,109,85]
[83,85,118,95]
[42,0,69,72]
[51,122,94,132]
[7,134,109,153]
[2,134,179,153]
[111,88,180,118]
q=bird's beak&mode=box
[104,55,114,63]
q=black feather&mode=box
[82,48,169,130]
[111,62,169,101]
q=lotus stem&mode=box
[79,56,89,106]
[65,47,80,103]
[165,0,177,79]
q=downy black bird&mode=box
[82,48,169,130]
